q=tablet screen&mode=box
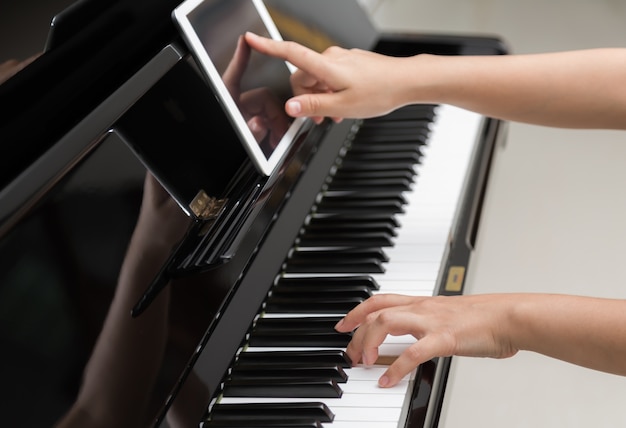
[173,0,307,176]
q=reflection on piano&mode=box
[0,1,507,427]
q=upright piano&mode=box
[0,1,507,426]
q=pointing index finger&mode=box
[244,32,327,78]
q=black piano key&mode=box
[299,222,397,237]
[303,220,397,238]
[347,142,424,154]
[229,364,348,383]
[332,168,416,182]
[307,213,400,230]
[289,246,396,263]
[321,191,407,203]
[360,113,433,125]
[275,276,380,291]
[360,116,432,127]
[263,296,365,315]
[283,257,385,274]
[234,350,352,368]
[321,192,408,206]
[295,235,393,251]
[203,420,323,428]
[222,379,343,398]
[335,158,416,173]
[302,220,398,236]
[248,329,352,347]
[208,402,334,423]
[342,150,422,163]
[288,247,389,263]
[315,198,405,215]
[328,176,413,192]
[363,104,436,121]
[249,317,352,347]
[349,132,429,144]
[270,285,373,301]
[253,316,342,330]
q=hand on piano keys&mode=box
[203,103,486,427]
[335,293,519,388]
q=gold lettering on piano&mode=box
[445,266,466,293]
[375,355,399,366]
[189,190,227,220]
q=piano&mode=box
[0,1,507,427]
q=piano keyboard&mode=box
[203,104,484,428]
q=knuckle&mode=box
[307,96,322,114]
[405,343,425,362]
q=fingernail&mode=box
[334,318,344,330]
[286,100,302,115]
[378,375,390,387]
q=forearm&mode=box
[402,48,626,129]
[73,226,173,427]
[507,294,626,375]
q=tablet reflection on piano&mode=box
[222,34,291,156]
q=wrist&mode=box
[400,54,449,107]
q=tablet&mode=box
[172,0,307,176]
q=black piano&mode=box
[0,1,507,426]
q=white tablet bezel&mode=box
[172,0,307,176]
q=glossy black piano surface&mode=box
[0,1,507,427]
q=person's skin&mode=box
[244,32,626,387]
[55,174,203,428]
[222,35,291,149]
[335,293,626,388]
[244,32,626,130]
[0,54,39,84]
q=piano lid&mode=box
[0,0,182,191]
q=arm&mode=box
[56,174,191,428]
[244,33,626,130]
[334,293,626,388]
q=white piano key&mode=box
[210,105,485,427]
[219,393,405,407]
[243,340,412,357]
[325,405,404,422]
[383,243,446,262]
[323,422,399,428]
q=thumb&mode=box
[285,93,343,121]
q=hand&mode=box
[244,32,412,123]
[223,35,291,149]
[334,294,518,387]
